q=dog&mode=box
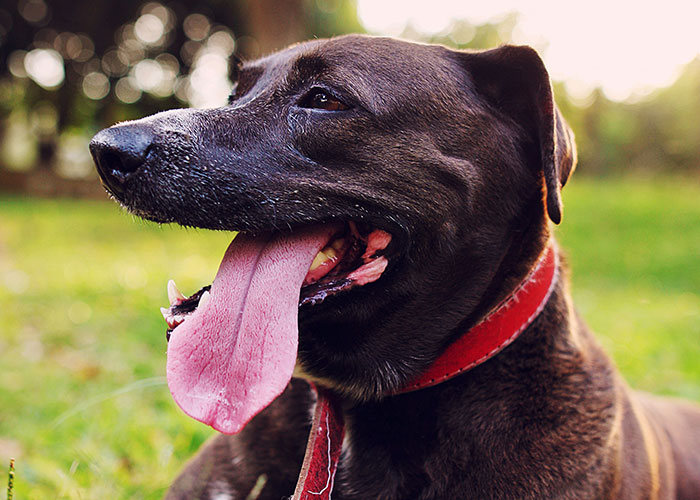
[90,35,700,499]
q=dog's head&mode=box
[90,35,576,433]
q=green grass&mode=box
[1,176,699,498]
[556,177,700,399]
[0,199,230,499]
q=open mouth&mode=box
[161,221,392,339]
[159,221,394,434]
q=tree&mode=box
[0,0,361,176]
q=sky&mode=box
[356,0,700,101]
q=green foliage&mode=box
[3,3,700,179]
[559,58,700,175]
[304,0,364,38]
[1,176,699,498]
[0,0,365,177]
[411,16,700,177]
[423,12,520,50]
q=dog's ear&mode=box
[459,45,577,224]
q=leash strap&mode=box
[292,384,345,500]
[292,242,558,499]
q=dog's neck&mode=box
[397,240,559,393]
[292,240,560,500]
[336,273,582,499]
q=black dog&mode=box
[90,35,700,499]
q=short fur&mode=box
[90,35,700,499]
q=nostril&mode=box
[99,150,125,175]
[98,147,147,175]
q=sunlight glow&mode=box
[357,0,700,101]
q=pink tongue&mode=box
[166,226,336,434]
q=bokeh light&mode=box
[82,71,110,100]
[180,39,201,65]
[208,30,236,55]
[132,59,164,92]
[115,76,142,104]
[142,2,175,30]
[3,0,697,185]
[53,31,94,61]
[24,48,65,88]
[134,13,165,45]
[4,1,242,112]
[18,0,49,25]
[183,13,210,41]
[8,51,28,78]
[185,28,235,108]
[101,50,129,77]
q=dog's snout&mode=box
[90,125,153,196]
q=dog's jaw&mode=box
[161,222,394,335]
[165,226,334,434]
[159,222,394,434]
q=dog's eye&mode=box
[300,89,350,111]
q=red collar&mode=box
[292,242,560,500]
[399,241,559,392]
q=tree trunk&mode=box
[243,0,306,56]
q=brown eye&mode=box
[301,89,350,111]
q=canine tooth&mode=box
[167,280,185,305]
[198,290,211,308]
[160,307,170,320]
[323,247,337,259]
[309,251,329,271]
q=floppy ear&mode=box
[459,45,577,224]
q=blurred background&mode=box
[1,1,698,498]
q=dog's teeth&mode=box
[309,251,329,271]
[166,315,185,329]
[309,244,342,271]
[309,246,339,272]
[160,307,170,320]
[167,279,185,305]
[323,247,337,259]
[198,290,211,308]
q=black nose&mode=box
[89,125,153,197]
